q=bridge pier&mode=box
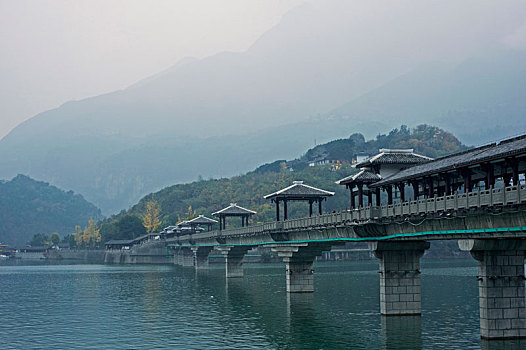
[459,239,526,339]
[173,247,192,266]
[216,246,252,278]
[175,247,195,267]
[271,243,331,293]
[371,241,430,316]
[191,246,213,270]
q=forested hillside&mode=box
[100,125,466,241]
[0,175,102,246]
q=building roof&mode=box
[356,149,432,168]
[336,169,382,185]
[212,203,256,216]
[370,134,526,188]
[187,215,218,225]
[264,181,335,200]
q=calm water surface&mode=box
[1,259,526,349]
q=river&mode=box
[1,259,525,349]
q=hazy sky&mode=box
[0,0,304,139]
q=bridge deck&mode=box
[167,184,526,247]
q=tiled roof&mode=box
[212,203,256,216]
[336,169,382,185]
[356,149,432,168]
[264,181,335,200]
[371,134,526,187]
[187,215,218,225]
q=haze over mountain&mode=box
[0,175,102,246]
[1,0,525,214]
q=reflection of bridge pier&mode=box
[381,315,422,350]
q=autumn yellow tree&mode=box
[178,205,197,223]
[83,218,101,248]
[74,225,83,247]
[142,200,162,233]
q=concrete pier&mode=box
[371,241,430,316]
[272,243,331,293]
[216,246,253,278]
[459,239,526,339]
[191,246,213,270]
[174,247,194,267]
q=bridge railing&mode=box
[183,185,526,241]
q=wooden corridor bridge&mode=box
[164,134,526,339]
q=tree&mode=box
[179,204,197,222]
[30,233,49,246]
[74,225,83,247]
[50,232,61,245]
[142,200,161,233]
[83,218,101,248]
[116,215,146,239]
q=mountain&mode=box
[327,48,526,145]
[100,125,466,242]
[1,0,525,214]
[0,175,102,246]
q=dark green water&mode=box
[1,259,525,349]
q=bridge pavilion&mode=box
[337,149,431,208]
[187,215,217,232]
[369,135,526,200]
[264,180,335,221]
[212,203,256,230]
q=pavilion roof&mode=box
[370,134,526,188]
[336,169,382,186]
[187,215,218,225]
[356,149,432,168]
[212,203,256,216]
[264,181,335,200]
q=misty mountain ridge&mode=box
[0,0,525,214]
[0,175,102,246]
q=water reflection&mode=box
[381,315,422,350]
[480,339,526,350]
[0,259,493,350]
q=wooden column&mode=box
[219,217,222,231]
[357,184,364,208]
[398,183,405,202]
[223,216,226,230]
[350,187,356,210]
[318,200,322,215]
[488,164,495,189]
[309,200,313,216]
[387,186,393,205]
[367,189,373,207]
[444,174,451,195]
[284,200,288,221]
[412,180,419,200]
[241,216,245,227]
[375,188,381,206]
[511,158,519,185]
[427,178,434,198]
[462,169,472,193]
